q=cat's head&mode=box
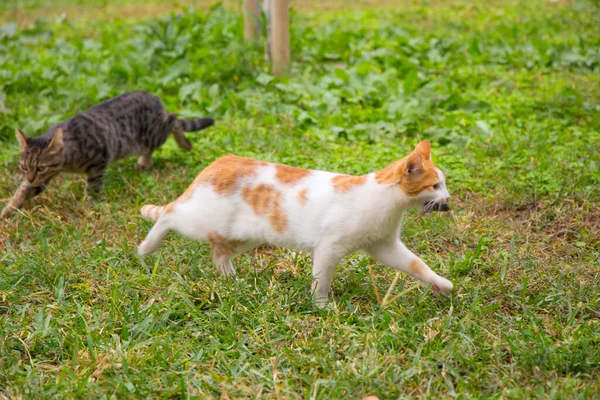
[16,128,65,186]
[376,140,451,213]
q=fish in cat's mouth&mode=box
[421,199,450,215]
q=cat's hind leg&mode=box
[85,167,106,198]
[171,116,214,151]
[172,122,192,151]
[135,152,153,170]
[207,232,253,276]
[366,239,453,295]
[311,245,347,308]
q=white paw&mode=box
[217,264,236,276]
[432,277,453,296]
[134,163,151,171]
[315,300,327,309]
[314,295,332,309]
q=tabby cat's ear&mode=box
[16,128,29,149]
[414,140,431,161]
[47,128,64,153]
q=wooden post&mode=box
[271,0,290,76]
[243,0,260,41]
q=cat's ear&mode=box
[405,153,424,177]
[47,128,64,153]
[414,140,431,160]
[16,128,29,149]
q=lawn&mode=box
[1,0,599,398]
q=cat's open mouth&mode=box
[420,200,450,216]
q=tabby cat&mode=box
[138,140,453,307]
[1,91,214,218]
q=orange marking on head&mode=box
[374,159,403,185]
[275,164,311,185]
[409,259,426,277]
[374,140,440,196]
[297,188,308,205]
[331,174,367,192]
[207,231,244,260]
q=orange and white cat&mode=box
[138,140,453,306]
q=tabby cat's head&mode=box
[16,128,65,186]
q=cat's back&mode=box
[56,91,172,162]
[188,154,333,198]
[173,155,368,248]
[56,91,164,134]
[82,91,164,120]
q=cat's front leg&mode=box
[366,240,453,295]
[1,181,47,218]
[85,169,105,198]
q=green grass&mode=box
[1,0,599,398]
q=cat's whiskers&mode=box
[418,199,437,218]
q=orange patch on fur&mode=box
[331,174,367,192]
[242,183,275,215]
[140,204,165,222]
[374,160,403,185]
[241,184,288,234]
[275,164,311,185]
[180,155,268,201]
[269,191,287,234]
[297,188,308,205]
[207,231,244,260]
[409,259,426,277]
[375,155,439,196]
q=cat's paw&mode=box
[83,190,102,200]
[134,162,152,171]
[1,206,14,219]
[432,277,453,296]
[314,296,332,310]
[216,263,236,276]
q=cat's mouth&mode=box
[420,200,450,216]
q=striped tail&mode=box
[140,204,166,222]
[177,118,214,132]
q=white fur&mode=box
[138,161,453,307]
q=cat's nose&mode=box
[437,197,450,211]
[26,171,36,183]
[438,202,450,211]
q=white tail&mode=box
[138,220,170,257]
[140,204,165,222]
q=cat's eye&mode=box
[19,164,27,172]
[433,183,440,190]
[37,166,49,173]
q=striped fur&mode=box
[1,91,215,218]
[140,204,166,222]
[177,118,214,132]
